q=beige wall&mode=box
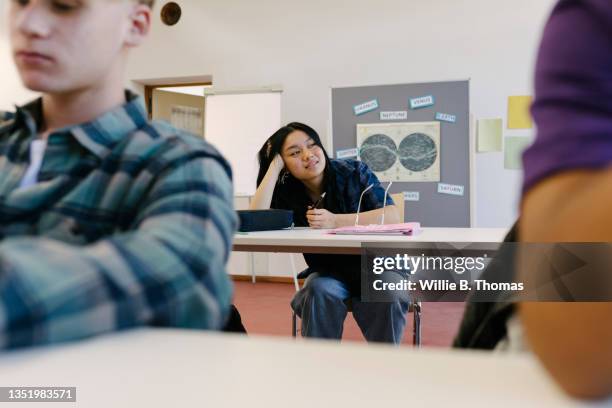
[152,89,205,136]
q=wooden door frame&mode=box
[144,81,212,119]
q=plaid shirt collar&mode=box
[330,158,357,198]
[12,90,148,158]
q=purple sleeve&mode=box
[523,0,612,193]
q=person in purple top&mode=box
[520,0,612,400]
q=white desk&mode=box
[233,227,509,254]
[0,329,603,408]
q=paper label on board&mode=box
[336,147,359,159]
[438,183,464,196]
[353,99,379,116]
[435,112,456,123]
[409,95,435,110]
[403,191,420,201]
[380,111,408,121]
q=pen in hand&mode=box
[309,192,326,209]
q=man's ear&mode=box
[125,4,151,47]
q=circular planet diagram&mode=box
[398,132,437,172]
[359,134,397,172]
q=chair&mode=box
[291,269,422,346]
[390,192,405,222]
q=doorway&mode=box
[137,78,212,137]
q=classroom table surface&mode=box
[0,328,605,408]
[233,227,509,254]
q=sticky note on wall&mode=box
[477,118,503,152]
[507,96,533,129]
[504,136,534,170]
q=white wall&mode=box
[128,0,556,227]
[0,0,558,275]
[1,0,557,226]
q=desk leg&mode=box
[250,252,256,284]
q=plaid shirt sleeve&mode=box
[357,161,395,211]
[0,151,237,349]
[0,111,13,126]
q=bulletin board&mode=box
[331,80,470,227]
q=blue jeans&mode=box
[291,272,409,344]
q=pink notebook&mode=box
[329,222,421,236]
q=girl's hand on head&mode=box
[306,209,336,229]
[270,154,285,175]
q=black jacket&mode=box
[453,223,518,349]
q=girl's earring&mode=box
[279,169,289,184]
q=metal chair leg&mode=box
[291,311,297,338]
[412,301,422,347]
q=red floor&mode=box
[233,280,466,347]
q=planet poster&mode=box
[357,122,441,182]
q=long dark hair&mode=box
[256,122,341,222]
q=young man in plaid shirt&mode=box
[0,0,237,348]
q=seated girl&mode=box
[250,122,409,343]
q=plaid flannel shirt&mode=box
[0,92,237,349]
[330,159,395,213]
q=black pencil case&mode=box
[237,209,294,232]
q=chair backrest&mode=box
[390,193,405,223]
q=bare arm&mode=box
[520,169,612,399]
[249,155,284,210]
[516,0,612,398]
[336,205,400,226]
[307,205,400,229]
